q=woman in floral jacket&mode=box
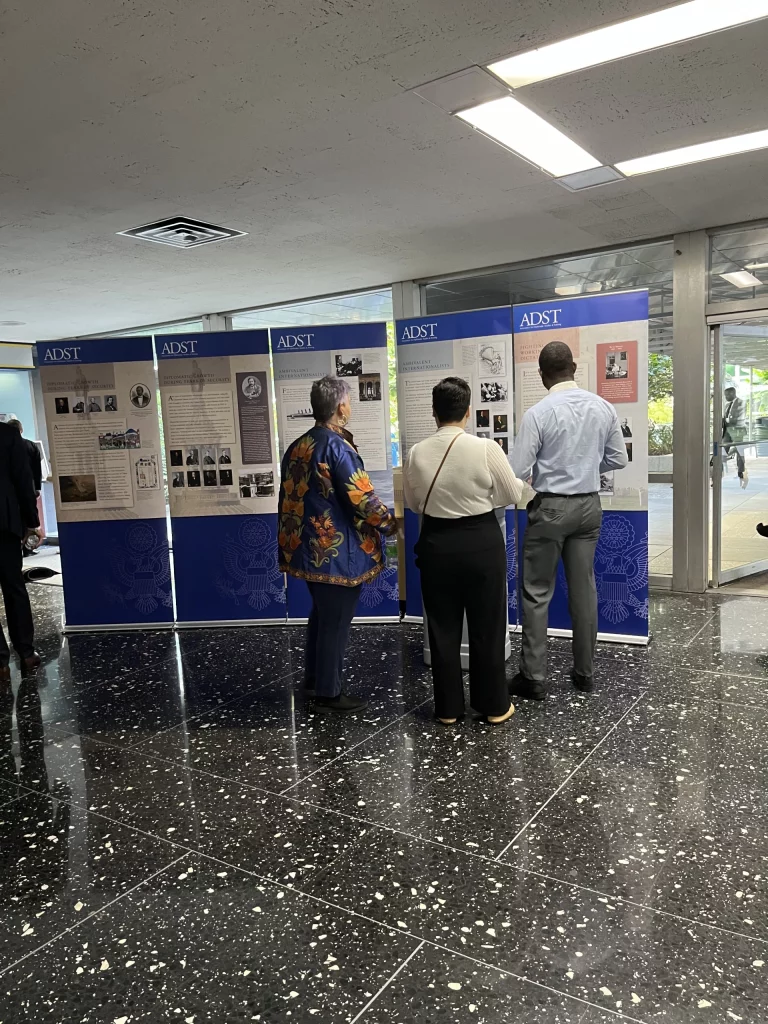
[278,376,396,714]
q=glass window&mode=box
[709,223,768,305]
[423,242,674,574]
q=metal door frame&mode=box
[710,316,768,586]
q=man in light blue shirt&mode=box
[510,341,628,699]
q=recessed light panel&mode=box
[489,0,768,88]
[456,96,601,177]
[721,271,762,289]
[616,129,768,176]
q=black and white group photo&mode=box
[335,353,363,377]
[480,380,508,403]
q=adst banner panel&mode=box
[156,330,285,624]
[396,307,517,621]
[513,289,649,642]
[271,322,398,621]
[39,337,172,629]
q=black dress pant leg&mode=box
[0,533,34,661]
[304,585,319,687]
[307,581,361,698]
[420,555,467,719]
[464,542,509,718]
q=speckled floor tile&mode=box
[289,688,637,858]
[0,854,419,1021]
[362,944,629,1023]
[502,696,768,938]
[0,794,179,970]
[306,828,768,1022]
[135,672,431,793]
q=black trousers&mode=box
[0,532,34,665]
[305,581,362,698]
[418,511,509,719]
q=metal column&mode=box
[672,231,709,593]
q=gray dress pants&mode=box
[520,493,602,682]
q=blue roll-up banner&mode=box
[271,322,398,622]
[38,337,173,631]
[395,307,517,624]
[512,290,649,644]
[156,330,285,625]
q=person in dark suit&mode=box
[8,420,42,494]
[8,421,42,561]
[0,423,40,681]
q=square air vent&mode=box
[118,217,247,248]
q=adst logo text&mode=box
[161,340,198,356]
[400,323,438,341]
[43,346,81,361]
[275,333,314,349]
[518,308,563,329]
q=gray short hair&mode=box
[310,376,349,423]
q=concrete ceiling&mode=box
[3,0,768,340]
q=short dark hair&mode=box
[539,341,575,377]
[433,377,471,424]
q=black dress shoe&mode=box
[314,693,368,715]
[508,672,547,701]
[21,652,41,675]
[757,523,768,537]
[571,671,595,694]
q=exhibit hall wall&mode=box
[513,289,649,643]
[156,329,285,624]
[38,336,173,630]
[271,321,398,621]
[395,307,518,629]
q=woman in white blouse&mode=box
[403,377,524,725]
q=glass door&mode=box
[711,317,768,586]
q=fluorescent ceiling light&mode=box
[745,261,768,270]
[456,96,600,177]
[489,0,768,88]
[615,129,768,176]
[721,271,762,288]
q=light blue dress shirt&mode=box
[511,381,628,494]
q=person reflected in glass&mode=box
[723,386,748,488]
[278,376,396,715]
[403,377,523,725]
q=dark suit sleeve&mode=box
[9,431,39,529]
[29,442,42,491]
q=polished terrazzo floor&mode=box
[1,584,767,1021]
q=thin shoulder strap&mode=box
[423,432,462,515]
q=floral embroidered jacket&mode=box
[278,425,395,587]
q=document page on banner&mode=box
[513,292,648,510]
[158,352,278,516]
[41,356,166,522]
[396,309,513,460]
[271,323,393,503]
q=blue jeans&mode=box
[305,581,362,698]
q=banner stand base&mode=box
[62,616,175,635]
[287,616,401,626]
[509,624,649,647]
[175,618,287,629]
